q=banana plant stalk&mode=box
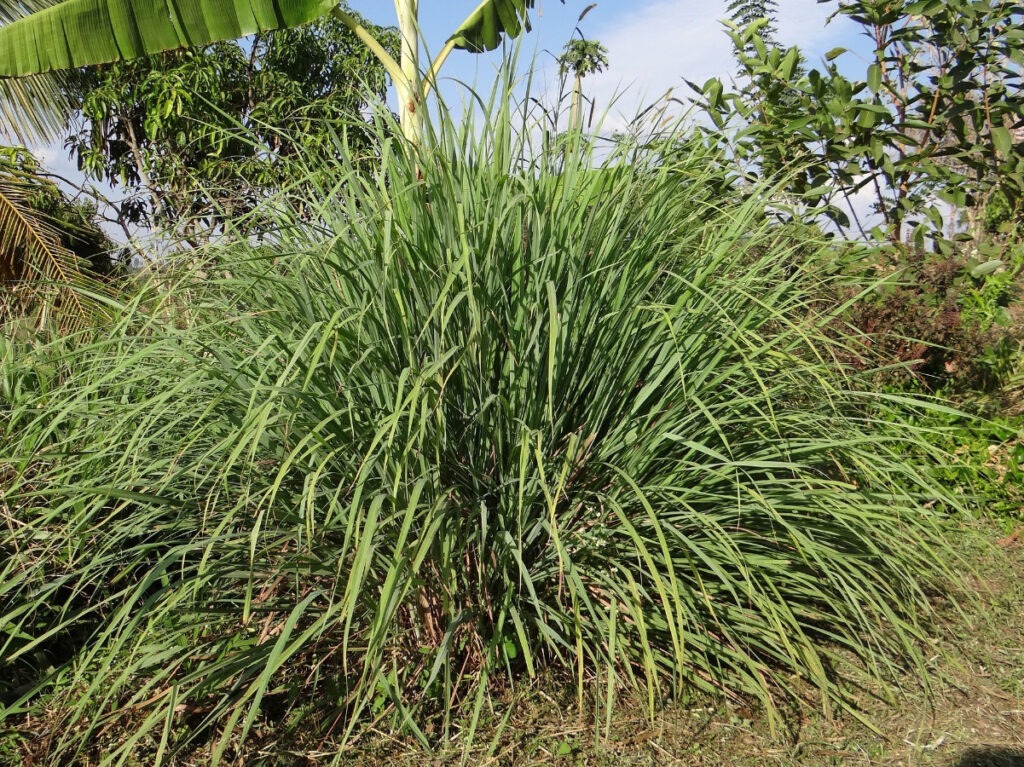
[0,0,542,146]
[330,2,461,146]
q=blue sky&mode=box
[346,0,869,126]
[25,1,873,240]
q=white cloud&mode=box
[555,0,860,132]
[29,145,60,166]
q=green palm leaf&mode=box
[449,0,537,52]
[0,159,103,331]
[0,72,75,143]
[0,0,74,144]
[0,0,336,77]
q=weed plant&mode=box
[0,96,961,764]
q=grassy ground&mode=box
[326,521,1024,767]
[7,524,1017,767]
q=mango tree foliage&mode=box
[64,12,396,239]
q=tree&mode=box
[64,12,397,239]
[726,0,779,47]
[827,0,1024,243]
[693,0,1024,247]
[0,0,553,147]
[558,37,609,132]
[1,146,117,331]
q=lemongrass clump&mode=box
[0,93,958,763]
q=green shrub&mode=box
[841,240,1024,396]
[899,405,1024,527]
[1,102,961,763]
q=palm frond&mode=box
[0,73,74,144]
[0,161,104,332]
[0,0,74,144]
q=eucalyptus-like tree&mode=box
[0,0,549,145]
[695,0,1024,245]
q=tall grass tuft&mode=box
[1,94,959,763]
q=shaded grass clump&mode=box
[1,108,960,763]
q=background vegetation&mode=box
[64,11,397,241]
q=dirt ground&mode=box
[352,521,1024,767]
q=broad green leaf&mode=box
[867,63,882,93]
[969,259,1003,278]
[780,47,799,80]
[905,0,944,15]
[0,0,336,77]
[0,0,76,142]
[449,0,536,52]
[991,125,1012,156]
